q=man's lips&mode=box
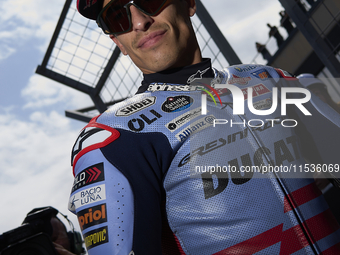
[137,30,167,49]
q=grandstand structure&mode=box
[36,0,340,122]
[256,0,340,101]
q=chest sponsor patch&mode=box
[68,184,106,213]
[148,83,201,92]
[234,65,258,73]
[175,115,215,142]
[251,69,272,81]
[165,107,203,132]
[228,74,251,85]
[115,96,156,116]
[242,84,271,100]
[253,98,273,110]
[161,95,194,113]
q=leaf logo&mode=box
[197,83,223,106]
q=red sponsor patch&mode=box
[228,74,252,85]
[241,84,271,100]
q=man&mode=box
[267,23,284,47]
[297,73,340,224]
[23,207,83,255]
[255,42,271,61]
[51,216,76,255]
[279,10,294,35]
[70,0,340,254]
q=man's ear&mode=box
[109,35,128,55]
[186,0,196,17]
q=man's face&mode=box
[105,0,202,74]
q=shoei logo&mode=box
[201,84,312,116]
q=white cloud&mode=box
[0,0,63,28]
[21,74,92,110]
[0,44,16,60]
[0,0,65,60]
[0,109,82,232]
[0,110,75,182]
[0,0,94,233]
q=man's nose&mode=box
[129,5,153,32]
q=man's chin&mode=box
[138,55,181,74]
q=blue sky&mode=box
[0,0,285,236]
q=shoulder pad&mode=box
[274,68,298,80]
[71,116,120,174]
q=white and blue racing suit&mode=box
[69,59,340,254]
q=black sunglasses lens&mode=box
[136,0,166,14]
[103,8,130,33]
[101,0,130,34]
[101,0,168,34]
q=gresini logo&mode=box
[202,84,312,116]
[116,97,156,116]
[178,138,227,167]
[187,67,210,84]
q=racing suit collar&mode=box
[136,58,214,94]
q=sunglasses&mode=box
[97,0,171,35]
